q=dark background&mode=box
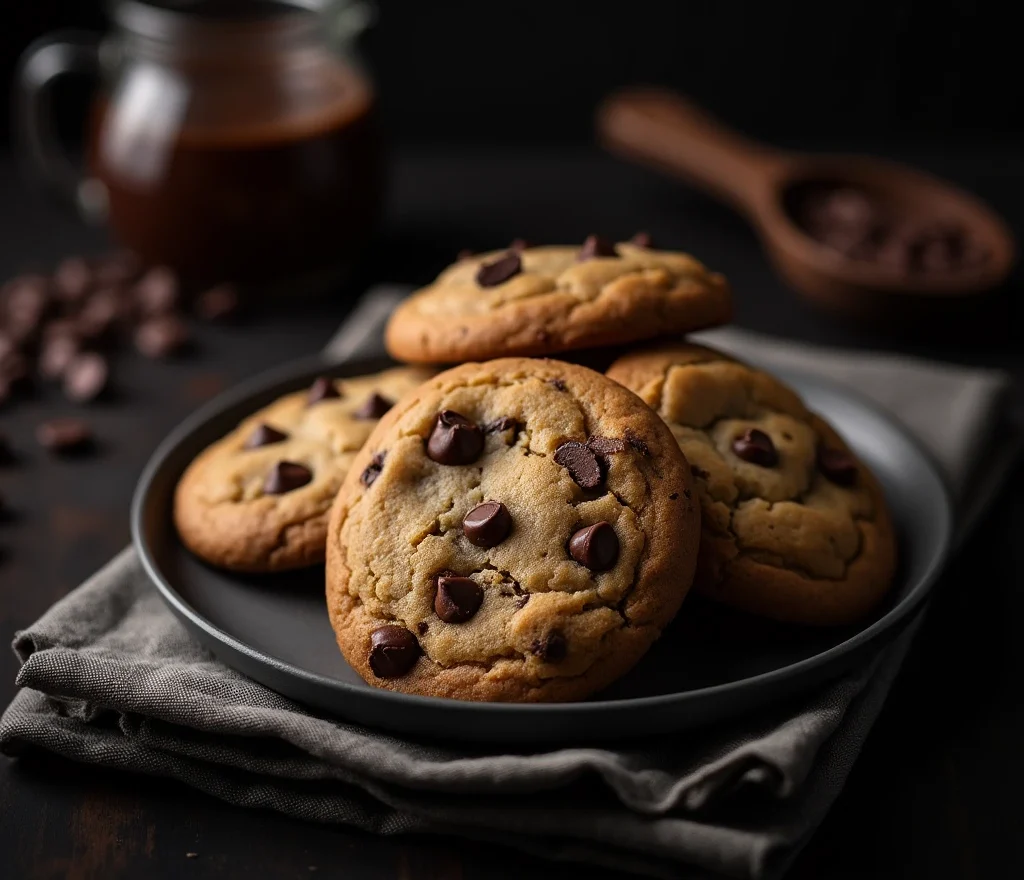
[2,0,1023,150]
[3,3,1024,880]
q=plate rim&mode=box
[131,353,955,722]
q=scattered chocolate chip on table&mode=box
[36,418,94,455]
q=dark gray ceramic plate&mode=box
[132,355,953,744]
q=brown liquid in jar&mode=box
[89,63,382,284]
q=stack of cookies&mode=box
[174,236,897,703]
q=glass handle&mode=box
[14,31,107,223]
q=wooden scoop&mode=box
[597,88,1015,319]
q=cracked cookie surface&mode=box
[325,358,700,702]
[384,241,731,364]
[607,344,897,625]
[174,366,434,573]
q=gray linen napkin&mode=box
[1,287,1014,880]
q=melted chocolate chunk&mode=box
[353,392,393,420]
[476,252,522,287]
[568,522,619,571]
[263,461,313,495]
[630,231,653,248]
[369,626,421,678]
[361,451,386,487]
[818,446,858,486]
[463,500,512,548]
[245,423,288,449]
[531,631,567,662]
[577,234,616,261]
[434,575,484,623]
[731,428,778,467]
[426,410,484,465]
[307,376,341,405]
[554,441,602,490]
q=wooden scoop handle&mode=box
[597,88,786,215]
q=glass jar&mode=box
[17,0,382,288]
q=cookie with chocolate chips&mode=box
[607,343,897,626]
[384,239,732,364]
[173,366,434,572]
[325,358,700,702]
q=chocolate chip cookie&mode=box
[384,237,731,364]
[174,366,434,572]
[325,357,700,702]
[607,344,897,626]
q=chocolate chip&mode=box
[587,436,627,456]
[554,441,602,489]
[548,378,567,391]
[426,410,484,465]
[63,352,109,403]
[307,376,341,405]
[195,284,239,323]
[416,621,429,635]
[476,252,522,287]
[52,258,92,305]
[456,248,474,261]
[568,522,619,571]
[78,289,124,343]
[531,631,567,662]
[263,461,313,495]
[483,416,520,434]
[36,418,93,454]
[361,451,386,487]
[630,231,653,248]
[509,238,530,252]
[731,428,778,467]
[353,392,393,420]
[134,267,179,316]
[577,235,616,261]
[5,275,50,324]
[135,315,189,358]
[369,625,421,678]
[463,500,512,548]
[818,446,858,486]
[245,423,288,449]
[434,575,484,623]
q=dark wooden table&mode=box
[2,147,1022,879]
